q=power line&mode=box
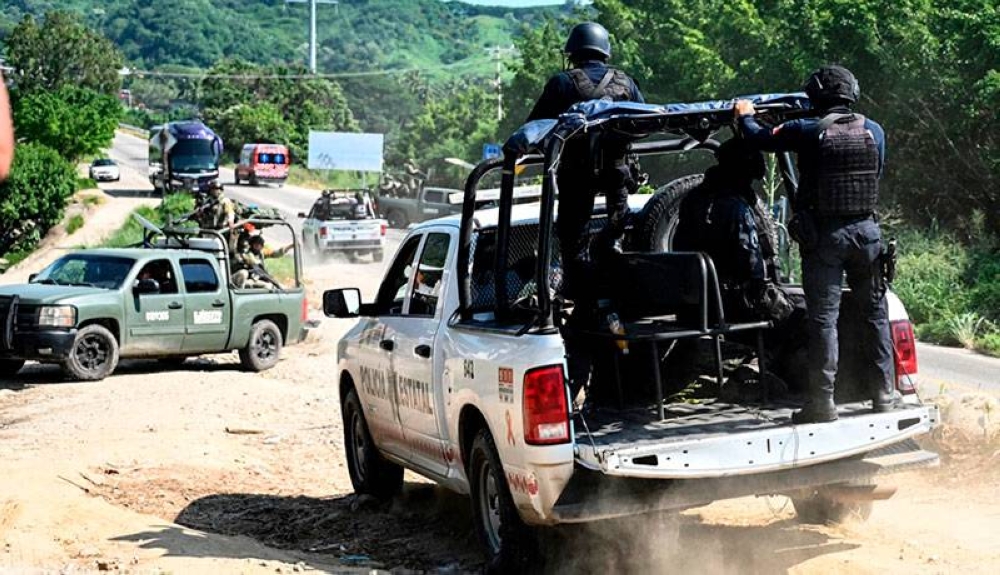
[125,58,494,80]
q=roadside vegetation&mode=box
[103,193,194,248]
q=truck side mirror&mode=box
[298,212,307,218]
[134,278,161,295]
[28,273,38,283]
[324,288,362,318]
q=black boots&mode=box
[792,396,839,424]
[872,389,896,413]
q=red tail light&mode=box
[301,296,309,323]
[891,320,917,394]
[523,365,570,445]
[319,226,328,238]
[380,223,388,236]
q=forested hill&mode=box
[0,0,560,73]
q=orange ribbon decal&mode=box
[505,410,515,446]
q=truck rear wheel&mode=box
[1,359,26,376]
[469,428,541,574]
[62,324,119,381]
[238,319,282,371]
[342,388,403,498]
[791,489,873,524]
[386,210,407,229]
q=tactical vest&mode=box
[566,68,633,102]
[801,113,881,216]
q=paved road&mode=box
[916,342,1000,396]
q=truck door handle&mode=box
[168,302,183,310]
[211,300,226,308]
[414,344,431,358]
[379,339,395,352]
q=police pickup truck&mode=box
[299,190,387,263]
[0,218,307,381]
[323,95,938,571]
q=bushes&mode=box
[0,143,78,257]
[12,86,123,161]
[103,194,195,249]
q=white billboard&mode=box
[308,131,384,172]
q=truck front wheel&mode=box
[342,388,403,498]
[791,489,873,524]
[469,428,541,574]
[239,319,283,371]
[62,324,119,381]
[386,210,407,229]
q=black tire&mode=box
[342,388,403,498]
[469,428,541,573]
[238,319,283,372]
[632,174,704,252]
[1,359,26,376]
[386,209,407,229]
[792,489,873,524]
[250,174,259,187]
[373,249,384,263]
[62,324,119,381]
[234,173,241,185]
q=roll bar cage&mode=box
[457,93,814,330]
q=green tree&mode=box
[5,11,124,96]
[0,143,78,257]
[215,103,293,161]
[13,86,122,161]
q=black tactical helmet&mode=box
[564,22,612,61]
[803,65,860,105]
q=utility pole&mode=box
[286,0,339,74]
[484,45,517,122]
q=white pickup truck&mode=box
[322,96,940,572]
[299,190,386,262]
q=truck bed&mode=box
[574,399,938,479]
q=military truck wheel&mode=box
[791,489,873,524]
[386,210,407,229]
[342,388,404,499]
[239,319,283,372]
[632,174,704,252]
[373,249,384,263]
[1,359,26,376]
[469,427,541,574]
[62,324,119,381]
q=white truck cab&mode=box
[324,95,939,571]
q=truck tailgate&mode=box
[574,400,939,479]
[327,221,381,241]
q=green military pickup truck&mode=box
[0,221,308,381]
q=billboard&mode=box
[308,131,384,172]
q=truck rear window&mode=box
[180,259,220,293]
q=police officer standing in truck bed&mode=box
[734,65,892,423]
[526,22,643,397]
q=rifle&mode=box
[879,238,898,295]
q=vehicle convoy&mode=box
[235,143,291,187]
[89,158,120,182]
[0,218,307,381]
[324,95,939,570]
[299,190,387,262]
[149,121,224,195]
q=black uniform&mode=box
[739,106,893,419]
[527,60,644,301]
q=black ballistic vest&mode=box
[565,68,633,102]
[801,113,880,216]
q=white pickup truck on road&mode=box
[299,190,386,262]
[322,96,940,572]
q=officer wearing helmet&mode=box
[526,22,643,398]
[734,65,892,423]
[197,181,236,231]
[231,233,293,289]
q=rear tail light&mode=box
[891,320,917,394]
[301,296,309,323]
[523,365,570,445]
[319,226,328,238]
[380,223,388,236]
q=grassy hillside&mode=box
[0,0,558,75]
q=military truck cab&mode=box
[0,218,307,381]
